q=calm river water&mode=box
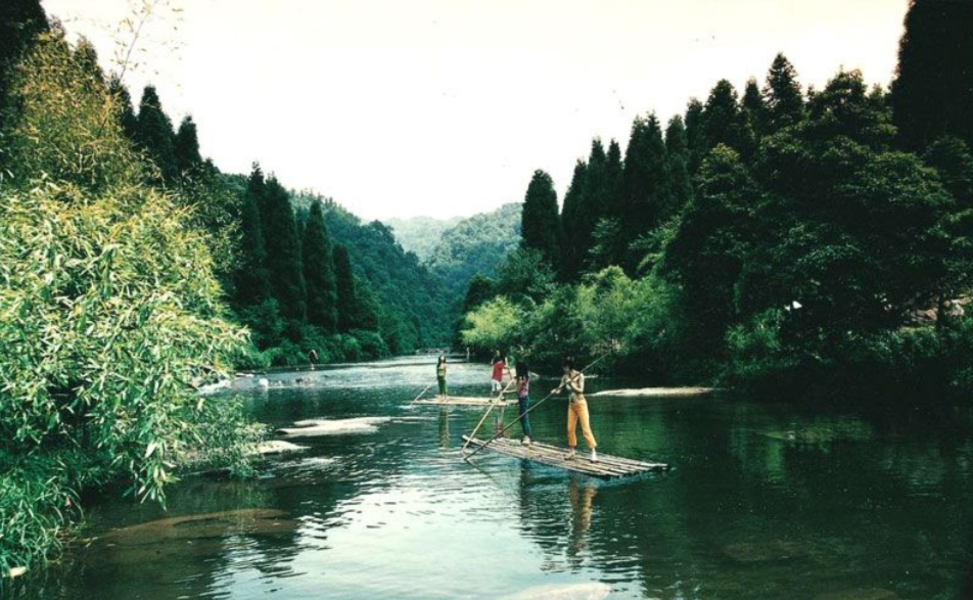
[10,357,973,600]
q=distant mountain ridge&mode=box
[385,203,522,307]
[385,215,463,261]
[425,203,522,298]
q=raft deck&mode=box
[461,436,669,478]
[414,396,511,407]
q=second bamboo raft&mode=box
[414,396,512,407]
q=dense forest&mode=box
[460,0,973,399]
[0,0,455,573]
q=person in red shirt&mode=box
[490,351,508,395]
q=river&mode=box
[10,357,973,600]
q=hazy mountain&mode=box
[385,215,463,261]
[427,203,522,299]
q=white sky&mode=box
[43,0,910,220]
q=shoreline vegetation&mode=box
[1,0,971,584]
[457,4,973,402]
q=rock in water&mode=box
[277,417,391,437]
[254,440,308,455]
[496,583,612,600]
[723,539,804,563]
[813,589,900,600]
[99,508,295,547]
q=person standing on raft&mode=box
[436,355,448,397]
[552,358,597,462]
[490,351,507,395]
[515,360,532,446]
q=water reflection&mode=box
[9,357,973,600]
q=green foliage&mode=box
[2,31,143,191]
[174,115,203,174]
[620,115,668,271]
[0,0,47,133]
[426,202,522,299]
[460,296,527,352]
[0,181,248,500]
[520,169,561,270]
[763,53,804,134]
[302,201,338,332]
[0,25,259,570]
[261,176,307,321]
[703,80,747,155]
[322,199,451,349]
[496,247,556,302]
[134,86,178,182]
[333,243,358,332]
[559,160,588,281]
[891,0,973,150]
[924,135,973,207]
[385,215,462,261]
[234,165,271,306]
[0,454,80,573]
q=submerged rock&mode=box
[761,420,873,444]
[813,588,900,600]
[723,539,805,563]
[496,582,612,600]
[5,566,27,579]
[255,440,308,455]
[277,417,391,437]
[99,508,296,547]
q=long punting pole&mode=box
[409,382,435,406]
[463,351,613,462]
[460,378,517,452]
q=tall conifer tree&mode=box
[664,115,693,219]
[742,77,768,138]
[520,169,561,270]
[604,139,625,220]
[107,75,139,141]
[621,115,668,247]
[262,176,307,322]
[334,244,358,332]
[890,0,973,150]
[703,79,745,153]
[685,98,706,174]
[135,86,178,182]
[559,160,588,281]
[234,164,271,305]
[763,53,805,134]
[302,201,338,332]
[174,115,202,174]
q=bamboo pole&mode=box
[461,378,516,451]
[409,382,435,406]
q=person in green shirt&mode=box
[436,355,448,397]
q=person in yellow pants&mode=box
[552,358,598,462]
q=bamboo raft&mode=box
[461,436,670,478]
[414,396,512,407]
